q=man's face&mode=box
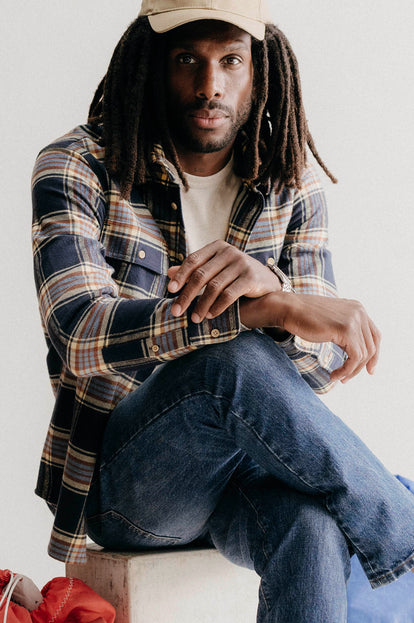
[166,20,254,156]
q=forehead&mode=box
[166,19,252,50]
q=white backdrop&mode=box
[1,0,413,587]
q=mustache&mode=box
[184,101,234,117]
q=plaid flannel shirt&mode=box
[32,124,345,564]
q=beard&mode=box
[167,98,252,154]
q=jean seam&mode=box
[369,548,414,586]
[323,493,377,578]
[229,481,271,613]
[226,406,329,496]
[88,509,183,542]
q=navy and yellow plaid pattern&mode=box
[32,125,345,563]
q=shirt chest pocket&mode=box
[101,219,169,299]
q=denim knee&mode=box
[175,329,298,394]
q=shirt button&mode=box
[151,344,160,353]
[211,329,220,338]
[138,249,146,259]
[171,202,178,211]
[177,253,185,262]
[267,257,275,266]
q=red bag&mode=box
[0,570,115,623]
[0,572,31,623]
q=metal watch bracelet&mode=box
[266,260,295,293]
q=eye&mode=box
[224,56,242,66]
[177,54,196,64]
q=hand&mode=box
[240,292,381,383]
[167,241,281,323]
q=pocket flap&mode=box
[102,218,168,275]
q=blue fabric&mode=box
[347,475,414,622]
[86,331,414,622]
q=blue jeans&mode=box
[86,331,414,623]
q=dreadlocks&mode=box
[88,16,337,199]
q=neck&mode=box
[174,143,234,176]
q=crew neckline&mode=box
[168,155,236,189]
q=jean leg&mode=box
[194,331,414,588]
[206,455,351,623]
[86,389,249,548]
[87,330,414,588]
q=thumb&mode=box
[167,265,180,278]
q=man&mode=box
[32,1,414,621]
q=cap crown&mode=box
[139,0,270,40]
[140,0,269,21]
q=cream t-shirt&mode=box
[170,156,242,255]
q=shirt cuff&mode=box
[277,335,346,394]
[145,297,242,361]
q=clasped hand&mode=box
[167,240,381,384]
[168,240,282,322]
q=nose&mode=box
[195,62,223,100]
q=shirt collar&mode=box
[148,143,179,185]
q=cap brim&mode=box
[148,9,265,40]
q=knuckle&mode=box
[238,252,249,267]
[350,298,363,309]
[206,278,222,293]
[191,268,206,285]
[347,317,360,333]
[351,349,362,362]
[178,292,189,304]
[217,240,230,249]
[373,326,382,341]
[362,350,370,364]
[220,289,234,304]
[350,300,366,318]
[187,252,200,266]
[222,243,238,257]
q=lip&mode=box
[189,110,228,129]
[190,109,226,119]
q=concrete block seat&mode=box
[66,543,260,623]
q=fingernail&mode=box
[206,312,213,319]
[169,280,179,292]
[171,303,181,316]
[192,313,201,323]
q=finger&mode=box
[192,264,243,322]
[168,242,223,294]
[204,276,254,319]
[330,335,366,383]
[167,265,180,279]
[343,321,376,382]
[366,319,381,374]
[172,249,239,316]
[342,319,380,382]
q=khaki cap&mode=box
[139,0,270,40]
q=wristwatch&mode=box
[266,258,294,293]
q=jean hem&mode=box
[368,549,414,589]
